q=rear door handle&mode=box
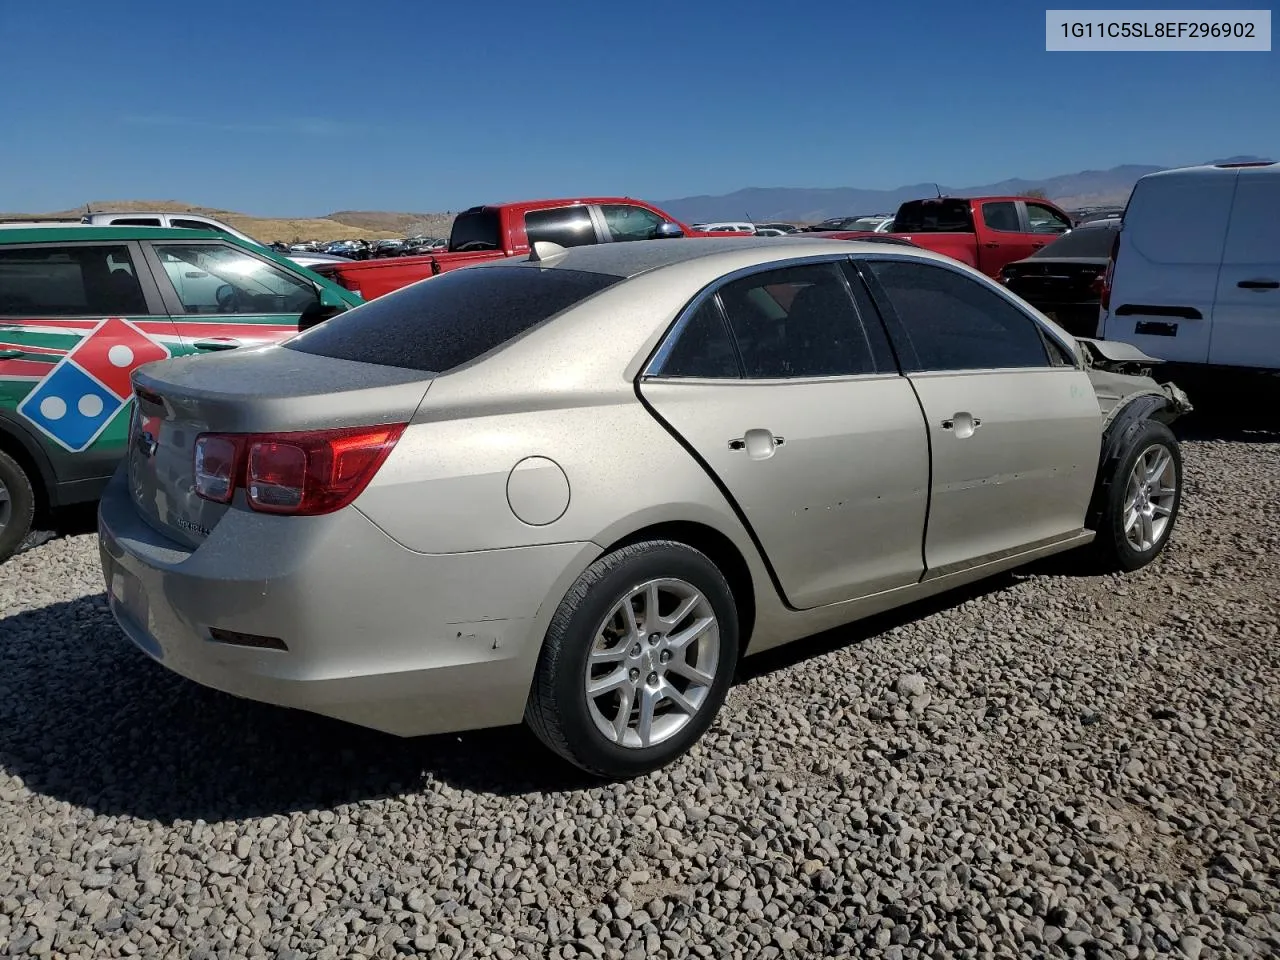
[192,338,243,351]
[728,429,785,459]
[941,413,981,438]
[1238,279,1279,290]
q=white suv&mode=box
[1098,161,1280,372]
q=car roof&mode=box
[0,224,229,244]
[1141,161,1279,181]
[469,235,958,280]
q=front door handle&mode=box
[983,241,1000,249]
[0,348,27,360]
[941,413,982,439]
[1238,279,1279,290]
[728,429,785,460]
[192,338,243,351]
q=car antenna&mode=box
[528,240,567,262]
[933,183,942,198]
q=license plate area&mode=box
[109,565,163,659]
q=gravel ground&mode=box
[1,415,1278,959]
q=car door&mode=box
[858,257,1101,577]
[0,240,177,482]
[1208,169,1280,368]
[140,240,318,353]
[1022,201,1074,254]
[975,201,1035,276]
[639,259,930,610]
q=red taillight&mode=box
[1099,231,1121,310]
[193,423,406,516]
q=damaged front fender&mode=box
[1075,337,1194,426]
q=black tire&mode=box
[525,540,739,779]
[1090,418,1182,572]
[0,449,36,564]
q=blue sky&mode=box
[1,0,1275,214]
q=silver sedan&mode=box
[97,237,1191,778]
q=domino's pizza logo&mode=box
[17,317,170,453]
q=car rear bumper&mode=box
[97,469,595,737]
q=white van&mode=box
[1098,161,1280,372]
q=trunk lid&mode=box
[126,346,432,548]
[1003,257,1108,303]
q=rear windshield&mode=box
[286,265,623,373]
[1031,222,1119,258]
[892,199,975,233]
[448,209,502,252]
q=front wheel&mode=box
[525,540,739,779]
[1091,419,1182,572]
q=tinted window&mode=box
[0,245,147,316]
[109,217,162,227]
[982,201,1020,233]
[600,204,668,242]
[717,262,876,378]
[448,209,502,252]
[653,298,740,378]
[288,265,623,373]
[525,207,596,248]
[1031,222,1119,258]
[867,260,1050,371]
[892,200,974,233]
[172,218,230,235]
[1026,202,1072,235]
[154,244,317,315]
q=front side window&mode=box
[716,262,877,378]
[1026,202,1072,235]
[153,244,317,315]
[0,244,147,316]
[599,204,668,242]
[867,260,1051,372]
[651,298,740,378]
[982,201,1021,233]
[525,206,597,248]
[287,265,623,374]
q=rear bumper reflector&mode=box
[208,627,288,651]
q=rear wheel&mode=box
[0,449,36,564]
[1091,419,1182,572]
[526,540,739,779]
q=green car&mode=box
[0,225,362,561]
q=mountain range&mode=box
[657,156,1270,223]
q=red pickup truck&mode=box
[313,197,740,300]
[837,196,1076,279]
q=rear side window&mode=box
[716,262,878,378]
[892,200,974,233]
[651,298,740,378]
[1031,222,1118,258]
[867,260,1050,371]
[287,265,623,373]
[107,217,162,227]
[981,202,1020,233]
[525,207,597,248]
[0,245,147,316]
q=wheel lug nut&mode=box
[629,668,640,681]
[660,651,671,663]
[649,632,661,645]
[647,672,658,685]
[630,643,642,657]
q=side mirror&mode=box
[654,221,684,239]
[298,288,348,331]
